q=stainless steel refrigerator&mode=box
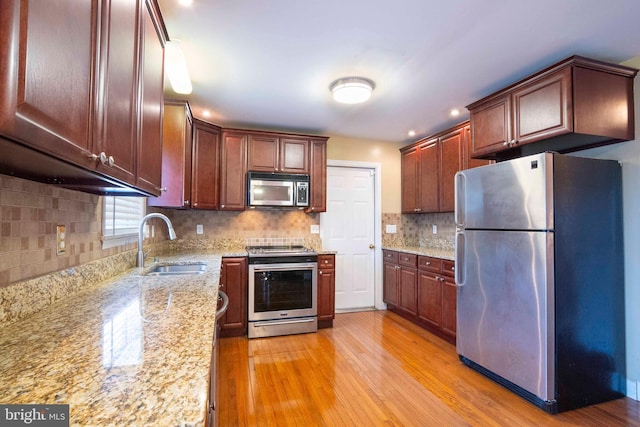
[454,152,625,414]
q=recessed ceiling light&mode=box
[329,77,375,104]
[408,130,416,137]
[178,0,193,6]
[450,108,460,117]
[202,110,211,118]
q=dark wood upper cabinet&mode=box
[247,133,310,173]
[468,56,637,161]
[401,122,474,214]
[307,139,328,213]
[220,131,248,210]
[462,124,491,170]
[191,119,221,210]
[0,0,167,196]
[148,100,192,208]
[439,129,463,212]
[418,139,439,213]
[135,0,165,195]
[0,0,97,169]
[401,147,419,213]
[94,0,140,185]
[247,134,279,172]
[279,137,310,173]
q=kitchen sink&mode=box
[145,262,207,276]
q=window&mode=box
[102,196,146,249]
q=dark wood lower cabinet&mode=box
[317,254,336,329]
[398,267,418,317]
[219,257,247,338]
[383,250,456,344]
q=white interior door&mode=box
[320,166,375,310]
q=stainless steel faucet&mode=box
[137,213,177,267]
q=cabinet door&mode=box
[470,93,511,158]
[136,0,165,195]
[220,257,247,336]
[512,67,572,145]
[279,138,309,173]
[94,0,140,184]
[0,0,97,169]
[307,139,327,213]
[399,267,418,317]
[439,129,462,212]
[383,262,399,306]
[418,139,439,213]
[442,277,457,337]
[148,101,192,207]
[247,134,278,172]
[401,148,419,213]
[318,267,335,321]
[192,121,220,209]
[417,272,442,328]
[219,132,247,210]
[462,124,491,170]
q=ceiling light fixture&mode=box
[450,108,460,117]
[329,77,375,104]
[165,40,192,94]
[178,0,193,6]
[408,130,416,137]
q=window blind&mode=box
[103,196,146,237]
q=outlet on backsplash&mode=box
[56,225,66,255]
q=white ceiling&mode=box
[156,0,640,144]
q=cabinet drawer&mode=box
[398,252,417,268]
[418,256,442,273]
[318,254,335,269]
[442,260,455,278]
[383,250,399,263]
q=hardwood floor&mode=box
[218,311,640,426]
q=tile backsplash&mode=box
[0,175,162,288]
[382,211,455,250]
[160,208,320,242]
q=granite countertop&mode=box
[381,245,455,261]
[0,251,227,427]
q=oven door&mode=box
[248,261,318,321]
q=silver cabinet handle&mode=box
[425,261,430,266]
[319,271,323,275]
[99,152,108,165]
[107,155,115,167]
[221,204,225,208]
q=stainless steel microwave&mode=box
[247,172,309,207]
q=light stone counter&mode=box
[0,251,228,427]
[381,245,455,261]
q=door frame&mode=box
[324,160,384,310]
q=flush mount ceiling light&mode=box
[329,77,375,104]
[165,39,192,94]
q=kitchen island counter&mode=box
[0,251,227,427]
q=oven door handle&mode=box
[251,264,317,272]
[253,318,316,327]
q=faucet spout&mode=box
[137,213,177,267]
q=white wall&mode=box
[573,59,640,399]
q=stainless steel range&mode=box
[246,245,318,338]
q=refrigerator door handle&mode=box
[454,172,465,227]
[455,231,465,286]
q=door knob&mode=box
[369,244,375,249]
